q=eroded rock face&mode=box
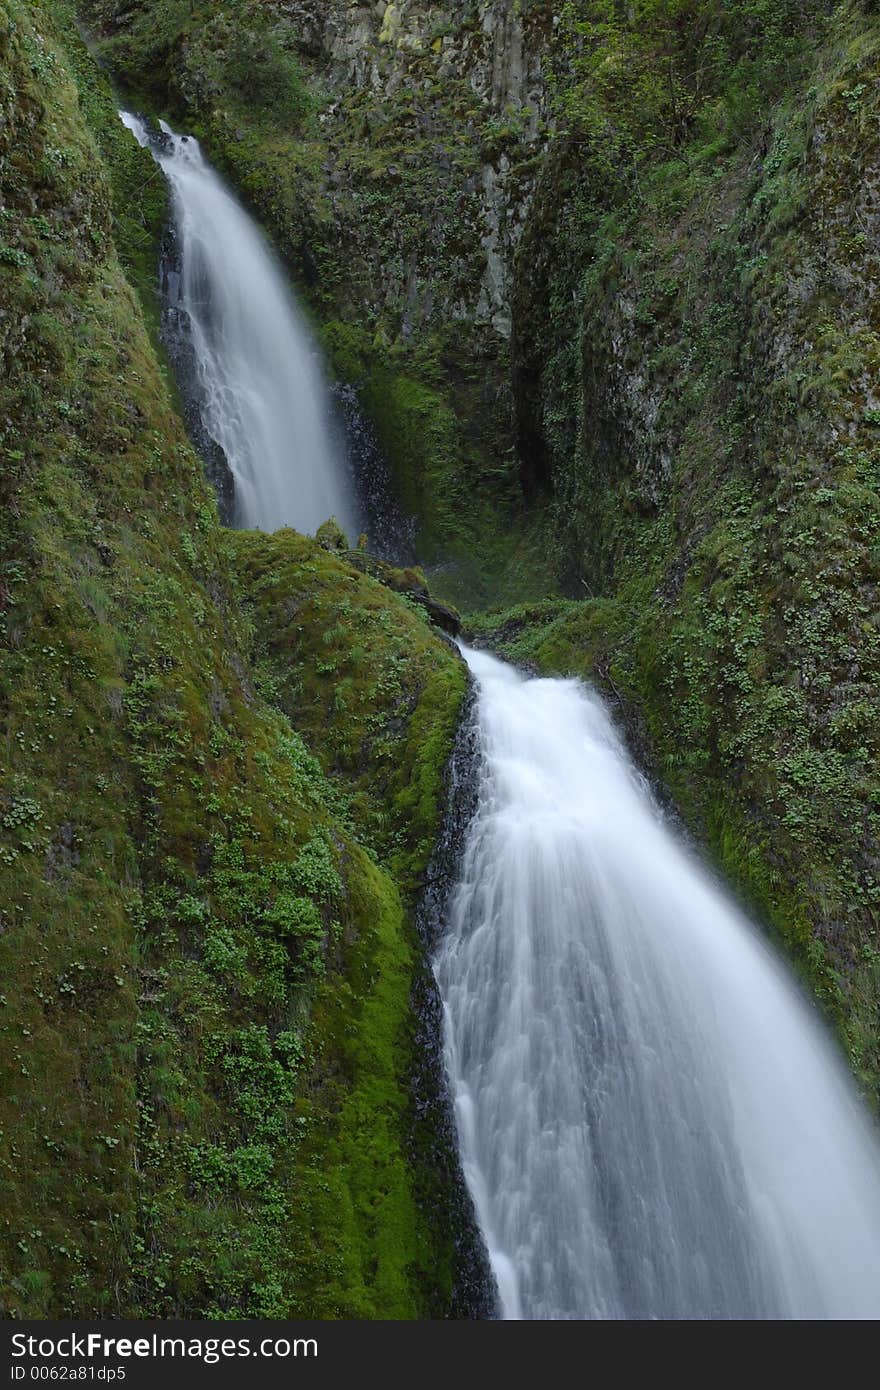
[305,0,554,342]
[78,0,565,572]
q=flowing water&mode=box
[119,112,356,537]
[119,107,880,1322]
[436,647,880,1319]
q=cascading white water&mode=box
[436,647,880,1320]
[119,112,355,537]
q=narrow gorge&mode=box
[3,0,880,1323]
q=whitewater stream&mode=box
[436,647,880,1319]
[119,112,355,536]
[120,107,880,1321]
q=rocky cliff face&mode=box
[345,0,548,336]
[496,0,880,1096]
[81,0,560,600]
[0,0,481,1318]
[288,0,551,339]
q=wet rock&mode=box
[411,681,498,1317]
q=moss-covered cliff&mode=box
[0,0,477,1317]
[6,0,880,1320]
[497,0,880,1093]
[72,0,880,1094]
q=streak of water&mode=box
[120,111,355,536]
[436,646,880,1319]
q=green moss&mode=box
[44,1,169,340]
[287,852,436,1318]
[318,319,559,607]
[229,528,466,891]
[8,0,880,1318]
[226,529,470,1316]
[0,4,472,1318]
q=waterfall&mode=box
[119,112,356,538]
[436,646,880,1320]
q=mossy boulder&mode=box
[315,515,349,552]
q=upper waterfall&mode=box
[119,111,356,538]
[436,646,880,1320]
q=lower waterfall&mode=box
[435,646,880,1320]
